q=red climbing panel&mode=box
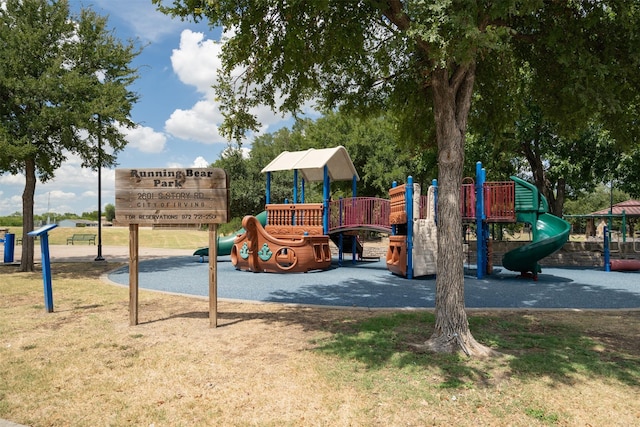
[484,181,516,222]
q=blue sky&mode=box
[0,0,300,216]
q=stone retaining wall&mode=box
[470,240,640,268]
[355,238,640,268]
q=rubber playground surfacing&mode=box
[107,255,640,310]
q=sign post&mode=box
[115,168,229,327]
[28,224,59,313]
[208,224,218,328]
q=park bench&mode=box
[66,233,96,245]
[16,236,38,245]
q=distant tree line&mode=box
[0,203,115,227]
[212,110,637,223]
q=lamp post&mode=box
[608,179,613,242]
[95,114,105,261]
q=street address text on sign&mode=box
[115,168,229,225]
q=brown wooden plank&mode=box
[208,224,218,328]
[129,224,139,326]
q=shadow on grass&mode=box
[50,262,125,280]
[45,262,640,389]
[304,311,640,389]
[140,307,637,389]
[133,301,640,390]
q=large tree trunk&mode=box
[20,158,36,272]
[416,66,495,357]
[521,140,565,216]
[549,177,565,216]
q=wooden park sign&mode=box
[115,168,229,328]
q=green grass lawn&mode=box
[4,226,211,249]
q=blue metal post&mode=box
[432,179,438,224]
[323,165,330,235]
[292,169,298,225]
[338,197,344,266]
[481,167,490,275]
[265,172,271,204]
[476,162,486,279]
[28,224,58,313]
[301,178,305,203]
[351,174,358,263]
[40,233,54,312]
[406,176,414,280]
[604,225,610,271]
[352,175,357,198]
[293,169,298,204]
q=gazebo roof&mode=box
[590,200,640,217]
[261,146,359,182]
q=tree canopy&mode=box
[156,0,640,355]
[214,112,432,219]
[0,0,140,271]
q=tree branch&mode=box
[380,0,432,57]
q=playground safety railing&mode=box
[329,197,391,233]
[448,179,516,222]
[265,203,324,235]
[461,180,475,220]
[483,181,516,222]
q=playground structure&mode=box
[230,210,332,273]
[462,162,571,279]
[194,147,570,278]
[386,178,438,278]
[231,146,364,273]
[223,146,438,275]
[382,161,571,279]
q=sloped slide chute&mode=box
[501,212,570,276]
[194,211,267,259]
[501,177,570,277]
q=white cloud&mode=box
[165,29,300,145]
[165,100,226,144]
[120,125,167,153]
[165,161,185,168]
[170,30,222,96]
[191,156,210,167]
[35,155,116,214]
[0,195,22,216]
[0,173,24,186]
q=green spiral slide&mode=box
[501,177,571,277]
[193,211,267,259]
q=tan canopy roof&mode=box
[261,146,359,182]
